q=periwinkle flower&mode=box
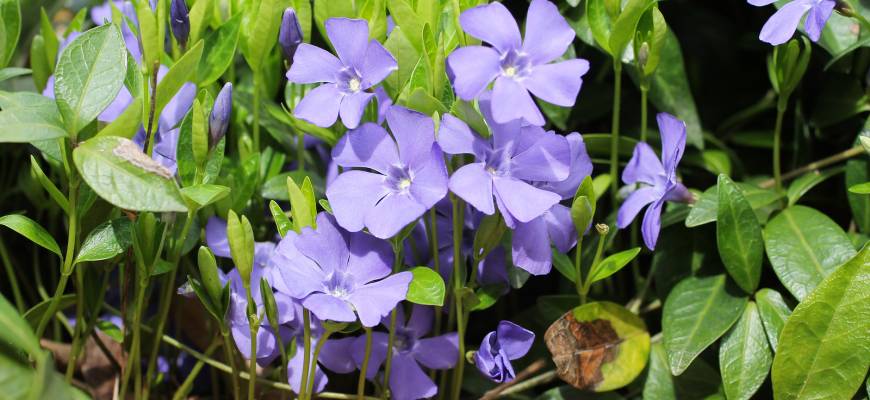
[286,18,397,129]
[750,0,835,45]
[170,0,190,47]
[447,0,589,126]
[616,113,693,250]
[474,321,535,383]
[326,106,448,239]
[513,133,592,275]
[225,267,296,365]
[279,8,304,62]
[268,213,412,327]
[209,83,232,148]
[436,106,571,229]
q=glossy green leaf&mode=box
[0,214,62,258]
[647,31,703,149]
[180,184,230,210]
[73,136,187,212]
[135,0,159,69]
[663,274,747,375]
[772,245,870,400]
[0,67,30,83]
[226,210,254,287]
[786,167,843,206]
[571,176,595,234]
[54,24,127,135]
[849,182,870,194]
[643,342,723,399]
[0,0,21,68]
[287,175,317,232]
[716,175,763,293]
[763,205,856,300]
[240,0,284,71]
[586,0,613,54]
[609,0,655,58]
[29,156,69,214]
[0,91,67,143]
[74,218,133,264]
[187,0,209,46]
[589,247,641,284]
[196,13,242,86]
[754,288,791,352]
[155,40,203,118]
[406,266,445,306]
[97,97,142,139]
[0,293,42,357]
[719,302,772,400]
[22,294,76,330]
[846,157,870,232]
[686,182,782,227]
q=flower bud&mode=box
[209,83,232,148]
[637,41,650,69]
[279,8,304,62]
[595,223,609,236]
[170,0,190,48]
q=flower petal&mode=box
[805,0,835,42]
[294,213,350,274]
[205,217,231,258]
[405,304,434,338]
[361,41,398,87]
[497,320,535,360]
[759,0,813,46]
[544,204,576,253]
[302,292,357,323]
[657,113,687,175]
[641,198,665,250]
[437,114,488,157]
[616,186,659,229]
[448,163,495,215]
[446,46,501,100]
[339,91,375,129]
[326,18,369,69]
[294,83,343,128]
[524,59,589,107]
[492,177,560,223]
[459,2,522,53]
[409,147,449,208]
[491,76,544,126]
[352,331,389,380]
[511,215,552,275]
[348,272,413,327]
[389,353,437,400]
[326,170,390,233]
[285,43,342,83]
[510,132,571,182]
[415,333,459,369]
[331,123,399,174]
[270,232,329,299]
[158,81,196,132]
[346,231,394,284]
[387,106,435,165]
[288,340,329,393]
[541,132,593,199]
[622,142,666,186]
[365,193,427,239]
[318,337,359,374]
[522,0,577,64]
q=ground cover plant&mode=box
[0,0,868,399]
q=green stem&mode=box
[382,240,404,399]
[297,130,306,171]
[35,177,78,339]
[246,289,257,400]
[65,268,86,382]
[120,271,148,399]
[450,195,466,400]
[609,62,623,205]
[358,328,373,400]
[223,331,242,400]
[306,331,332,400]
[573,236,584,300]
[773,98,787,192]
[300,310,312,399]
[172,340,220,400]
[253,71,262,151]
[640,86,648,142]
[144,63,160,157]
[581,231,608,303]
[0,238,24,312]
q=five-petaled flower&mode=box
[474,320,535,383]
[447,0,590,126]
[749,0,836,45]
[327,106,448,239]
[616,113,693,250]
[286,18,397,129]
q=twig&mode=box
[481,359,547,400]
[759,146,864,189]
[497,370,558,397]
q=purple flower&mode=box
[326,106,448,239]
[269,213,412,327]
[616,113,693,250]
[170,0,190,47]
[447,0,589,126]
[750,0,835,45]
[91,1,142,63]
[279,8,304,62]
[286,18,397,129]
[209,83,232,147]
[436,106,571,229]
[349,305,459,400]
[512,133,592,275]
[225,267,296,365]
[474,321,534,383]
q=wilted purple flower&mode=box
[350,305,459,400]
[209,83,232,148]
[279,8,304,62]
[269,213,412,327]
[170,0,190,47]
[749,0,835,45]
[447,0,589,126]
[327,106,448,239]
[286,18,397,129]
[474,321,534,383]
[513,133,592,275]
[616,113,693,250]
[436,109,570,229]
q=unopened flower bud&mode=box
[170,0,190,48]
[279,8,304,63]
[637,41,650,69]
[595,223,609,236]
[209,83,232,148]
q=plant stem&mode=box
[306,331,332,400]
[573,236,584,300]
[581,231,608,304]
[609,62,623,205]
[65,268,86,382]
[773,98,787,192]
[640,86,649,142]
[381,240,404,399]
[35,177,78,339]
[300,309,312,399]
[759,145,864,189]
[358,328,372,400]
[172,340,220,400]
[120,268,147,399]
[144,62,160,157]
[0,238,24,312]
[297,130,306,171]
[449,195,465,400]
[253,71,262,150]
[246,289,257,400]
[223,331,242,400]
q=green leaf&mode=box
[406,266,446,306]
[287,176,317,232]
[571,176,595,234]
[180,184,230,210]
[586,0,613,55]
[196,13,242,86]
[359,0,387,41]
[0,0,21,68]
[846,157,870,232]
[0,91,67,143]
[313,0,356,49]
[701,150,731,176]
[135,0,159,70]
[849,182,870,194]
[74,218,133,264]
[608,0,655,58]
[54,24,127,135]
[647,31,703,149]
[0,214,62,258]
[786,167,844,206]
[269,200,293,237]
[290,0,313,43]
[470,284,503,311]
[95,319,123,342]
[663,274,747,375]
[0,67,30,83]
[155,40,203,118]
[763,205,856,300]
[22,294,76,330]
[552,248,576,283]
[73,136,187,212]
[644,343,723,399]
[30,156,70,214]
[0,293,42,357]
[241,0,284,71]
[716,175,763,293]
[187,0,209,46]
[97,97,142,139]
[226,210,255,287]
[719,302,772,400]
[772,245,870,400]
[589,247,641,284]
[686,182,782,227]
[544,301,649,391]
[754,288,791,352]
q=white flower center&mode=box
[503,66,517,77]
[348,78,361,92]
[398,178,412,190]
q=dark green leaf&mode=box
[0,293,42,357]
[23,294,76,330]
[719,302,772,400]
[155,40,203,118]
[716,175,763,293]
[75,218,133,264]
[786,167,844,206]
[0,0,21,68]
[0,214,62,258]
[686,182,782,227]
[644,342,723,399]
[754,288,791,352]
[196,13,242,86]
[846,157,870,233]
[0,92,67,143]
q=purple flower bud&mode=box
[279,8,304,62]
[209,83,232,148]
[170,0,190,48]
